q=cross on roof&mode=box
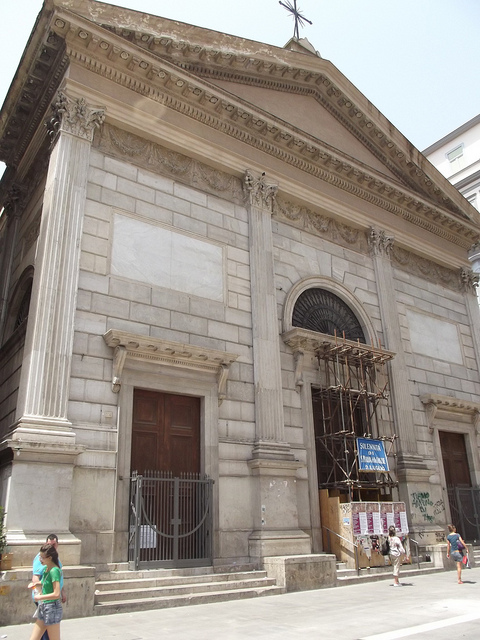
[279,0,313,40]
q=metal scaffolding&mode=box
[312,334,397,497]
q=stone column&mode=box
[468,243,480,307]
[368,228,431,504]
[460,268,480,365]
[244,170,311,558]
[1,92,104,565]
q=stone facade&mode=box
[1,0,480,583]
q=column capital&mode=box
[368,226,394,258]
[3,184,27,219]
[46,91,105,143]
[459,267,479,294]
[243,170,278,211]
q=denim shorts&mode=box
[451,551,463,563]
[38,600,63,625]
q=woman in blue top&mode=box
[446,524,467,584]
[29,543,63,640]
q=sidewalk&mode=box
[2,567,479,640]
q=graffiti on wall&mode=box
[411,491,445,523]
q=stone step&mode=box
[95,563,258,582]
[95,566,215,582]
[94,584,284,615]
[337,565,443,586]
[95,576,276,603]
[95,570,269,592]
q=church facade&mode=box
[1,0,480,576]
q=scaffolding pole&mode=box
[313,333,397,493]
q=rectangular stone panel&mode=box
[406,308,463,364]
[111,212,224,301]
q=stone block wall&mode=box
[70,148,257,564]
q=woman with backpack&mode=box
[446,524,467,584]
[388,525,406,587]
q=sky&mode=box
[0,0,479,177]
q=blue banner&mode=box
[357,438,389,472]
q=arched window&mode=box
[14,280,32,330]
[292,288,366,343]
[2,267,34,343]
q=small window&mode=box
[446,145,463,162]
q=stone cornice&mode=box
[103,329,238,404]
[52,18,478,248]
[420,393,480,434]
[2,4,479,251]
[96,123,469,293]
[98,24,473,220]
[282,327,394,389]
[0,30,68,168]
[282,327,395,360]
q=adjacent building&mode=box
[424,114,480,212]
[424,115,480,286]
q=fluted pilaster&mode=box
[368,226,418,455]
[461,267,480,382]
[244,170,293,460]
[13,92,105,439]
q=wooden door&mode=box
[439,431,471,488]
[131,389,200,475]
[130,389,201,563]
[439,431,476,539]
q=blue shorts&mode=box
[451,551,463,563]
[38,601,63,625]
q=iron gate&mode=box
[129,471,214,569]
[447,486,480,543]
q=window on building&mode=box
[446,145,463,163]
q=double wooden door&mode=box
[439,431,480,541]
[439,431,471,490]
[130,389,205,566]
[131,389,200,476]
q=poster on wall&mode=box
[347,502,409,538]
[352,503,367,536]
[371,503,383,534]
[379,502,408,535]
[394,503,409,534]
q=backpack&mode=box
[381,539,390,556]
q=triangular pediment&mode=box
[69,3,476,224]
[205,79,399,181]
[1,0,480,247]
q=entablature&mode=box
[282,327,395,389]
[58,16,479,248]
[103,329,238,404]
[421,393,480,435]
[3,3,479,251]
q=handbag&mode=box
[381,539,390,556]
[457,540,465,551]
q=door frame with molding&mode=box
[113,365,220,562]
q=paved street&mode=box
[2,567,479,640]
